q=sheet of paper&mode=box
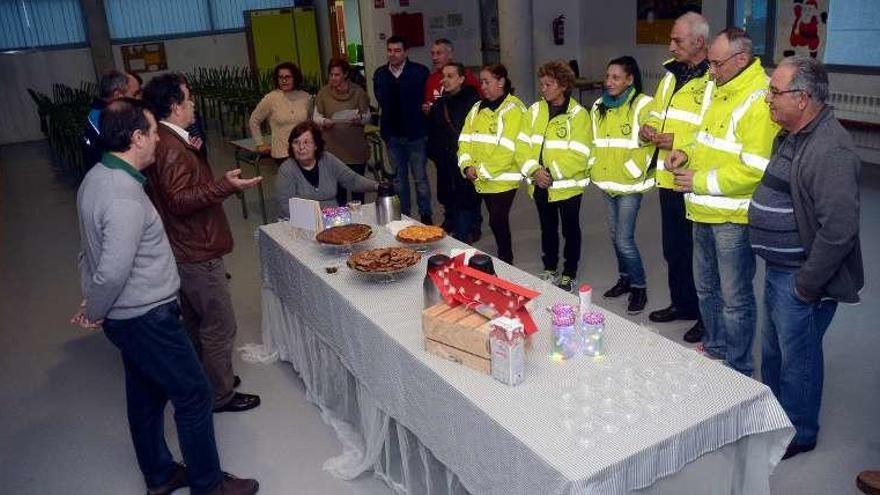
[288,197,322,232]
[330,109,360,122]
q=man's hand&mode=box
[348,116,364,126]
[224,169,263,191]
[532,168,552,189]
[666,149,689,169]
[639,124,657,142]
[70,301,102,329]
[464,166,478,181]
[672,168,695,192]
[189,136,204,150]
[321,120,335,130]
[652,132,674,150]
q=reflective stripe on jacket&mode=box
[517,97,591,202]
[458,93,527,194]
[682,59,780,224]
[645,62,714,189]
[588,92,655,195]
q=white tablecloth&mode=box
[259,220,794,494]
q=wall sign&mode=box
[121,42,168,74]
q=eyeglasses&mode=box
[767,87,809,99]
[277,75,293,81]
[708,51,743,68]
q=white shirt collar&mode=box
[389,60,406,78]
[160,121,190,143]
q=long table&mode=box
[259,219,794,494]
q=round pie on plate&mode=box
[396,225,445,244]
[347,247,421,273]
[316,224,372,245]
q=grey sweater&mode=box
[275,151,376,217]
[77,158,180,321]
[782,106,863,303]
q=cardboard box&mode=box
[422,303,492,374]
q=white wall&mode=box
[0,48,96,145]
[577,0,726,93]
[111,32,250,83]
[357,0,482,99]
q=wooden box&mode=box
[422,303,493,374]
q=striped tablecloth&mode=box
[259,219,794,494]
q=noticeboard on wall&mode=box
[121,42,168,74]
[636,0,702,45]
[390,12,425,48]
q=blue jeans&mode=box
[761,267,837,446]
[103,301,223,493]
[693,222,757,376]
[386,136,431,218]
[603,192,646,287]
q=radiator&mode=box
[643,70,880,163]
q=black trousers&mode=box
[482,188,517,264]
[336,163,367,206]
[534,188,582,277]
[659,187,700,317]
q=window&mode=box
[729,0,880,70]
[104,0,293,41]
[211,0,292,31]
[0,0,86,51]
[104,0,211,40]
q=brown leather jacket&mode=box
[144,124,235,263]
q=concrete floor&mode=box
[1,134,878,494]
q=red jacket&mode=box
[144,124,235,263]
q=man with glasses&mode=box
[666,28,779,377]
[142,73,263,414]
[82,69,141,172]
[751,56,862,460]
[641,12,712,343]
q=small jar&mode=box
[550,303,579,359]
[581,311,606,357]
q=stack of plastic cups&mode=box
[550,303,579,359]
[581,311,606,357]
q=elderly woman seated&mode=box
[276,121,378,218]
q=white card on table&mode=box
[287,197,322,232]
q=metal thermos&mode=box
[468,254,495,275]
[375,181,401,225]
[424,254,450,308]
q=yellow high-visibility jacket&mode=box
[588,90,655,196]
[644,59,714,189]
[517,97,591,202]
[457,93,527,194]
[681,59,780,224]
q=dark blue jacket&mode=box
[372,60,429,140]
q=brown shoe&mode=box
[200,475,259,495]
[146,462,188,495]
[858,470,880,495]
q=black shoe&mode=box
[683,320,705,343]
[420,214,433,225]
[648,305,698,322]
[627,288,647,314]
[782,441,816,460]
[603,279,631,298]
[213,392,261,413]
[146,462,188,495]
[233,375,241,389]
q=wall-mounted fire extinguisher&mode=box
[552,14,565,45]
